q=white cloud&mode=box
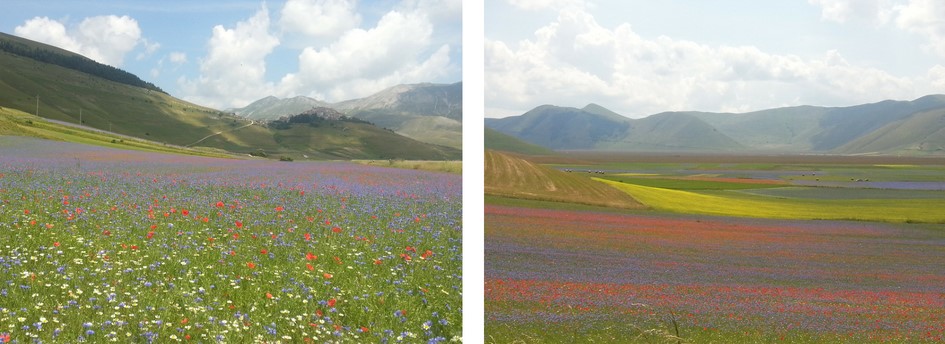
[894,0,945,57]
[809,0,945,57]
[168,52,188,64]
[508,0,586,11]
[278,9,455,102]
[14,15,144,66]
[279,0,361,38]
[180,1,458,108]
[486,7,932,117]
[179,5,279,109]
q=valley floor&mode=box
[484,202,945,343]
[484,154,945,343]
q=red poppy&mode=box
[102,229,112,236]
[306,264,314,271]
[421,250,433,259]
[260,249,268,255]
[331,227,342,233]
[360,326,369,333]
[306,252,317,261]
[405,246,416,252]
[182,209,189,216]
[131,245,138,250]
[327,298,336,307]
[373,259,382,265]
[53,242,60,247]
[181,318,189,325]
[215,201,225,208]
[23,209,30,215]
[235,220,243,228]
[266,292,273,299]
[275,206,284,212]
[323,273,333,279]
[246,262,256,269]
[304,233,312,241]
[400,253,412,261]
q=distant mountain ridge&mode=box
[486,95,945,155]
[228,82,462,149]
[0,32,460,160]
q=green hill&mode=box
[490,96,945,155]
[835,106,945,154]
[485,150,644,209]
[0,32,459,160]
[484,127,556,155]
[602,112,744,151]
[485,105,630,149]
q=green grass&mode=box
[352,159,462,174]
[596,178,945,223]
[598,175,784,190]
[484,127,557,156]
[485,150,645,209]
[1,106,234,158]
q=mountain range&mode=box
[228,82,462,149]
[0,32,460,160]
[485,96,945,155]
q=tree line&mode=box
[0,39,166,94]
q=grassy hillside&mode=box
[485,105,631,149]
[485,150,644,209]
[603,112,744,151]
[484,127,557,155]
[244,120,461,160]
[0,33,460,160]
[694,106,827,151]
[836,107,945,154]
[0,106,233,158]
[0,45,247,146]
[381,115,462,149]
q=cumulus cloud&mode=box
[178,1,458,108]
[179,5,280,109]
[807,0,895,23]
[14,15,144,66]
[508,0,586,11]
[168,52,188,64]
[275,5,457,102]
[810,0,945,57]
[486,7,932,117]
[279,0,361,38]
[894,0,945,57]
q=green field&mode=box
[1,106,234,158]
[597,178,945,223]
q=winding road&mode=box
[186,120,255,147]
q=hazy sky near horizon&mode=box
[485,0,945,118]
[3,0,461,109]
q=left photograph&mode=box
[0,1,462,342]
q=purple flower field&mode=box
[0,136,462,343]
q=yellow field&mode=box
[596,178,945,223]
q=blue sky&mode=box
[485,0,945,118]
[3,0,462,109]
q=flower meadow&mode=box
[0,137,462,343]
[485,204,945,343]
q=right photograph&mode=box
[483,1,945,343]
